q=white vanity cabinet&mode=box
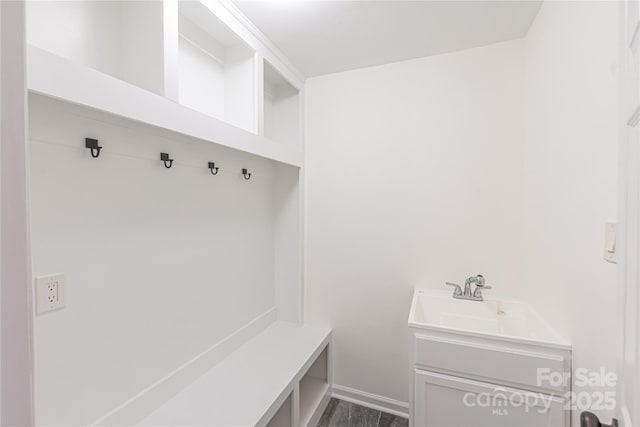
[409,330,572,427]
[414,369,567,427]
[408,289,572,427]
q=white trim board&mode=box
[0,0,35,424]
[331,384,409,419]
[91,307,278,426]
[618,0,640,425]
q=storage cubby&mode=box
[26,1,164,95]
[299,345,329,426]
[266,393,293,427]
[178,1,256,132]
[264,60,301,148]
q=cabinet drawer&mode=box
[414,335,568,393]
[414,369,568,427]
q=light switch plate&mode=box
[35,273,65,314]
[604,222,617,264]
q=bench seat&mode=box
[138,321,332,427]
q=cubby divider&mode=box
[264,343,330,427]
[266,393,293,427]
[299,345,330,426]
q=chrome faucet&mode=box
[446,274,492,301]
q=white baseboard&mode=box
[90,307,278,426]
[332,384,409,419]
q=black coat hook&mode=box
[85,138,102,158]
[160,153,174,169]
[208,162,219,175]
[242,168,251,180]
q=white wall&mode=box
[521,2,619,425]
[304,39,526,404]
[29,95,278,425]
[304,3,619,424]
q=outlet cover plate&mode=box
[35,273,65,314]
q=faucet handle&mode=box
[445,282,463,296]
[473,284,492,299]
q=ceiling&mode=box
[233,1,542,77]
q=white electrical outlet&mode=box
[35,273,65,314]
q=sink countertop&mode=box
[408,288,571,350]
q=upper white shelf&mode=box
[25,0,305,167]
[27,46,303,168]
[26,0,166,96]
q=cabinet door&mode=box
[414,369,567,427]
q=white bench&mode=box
[138,321,332,427]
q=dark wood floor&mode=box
[317,398,408,427]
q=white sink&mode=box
[408,288,570,348]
